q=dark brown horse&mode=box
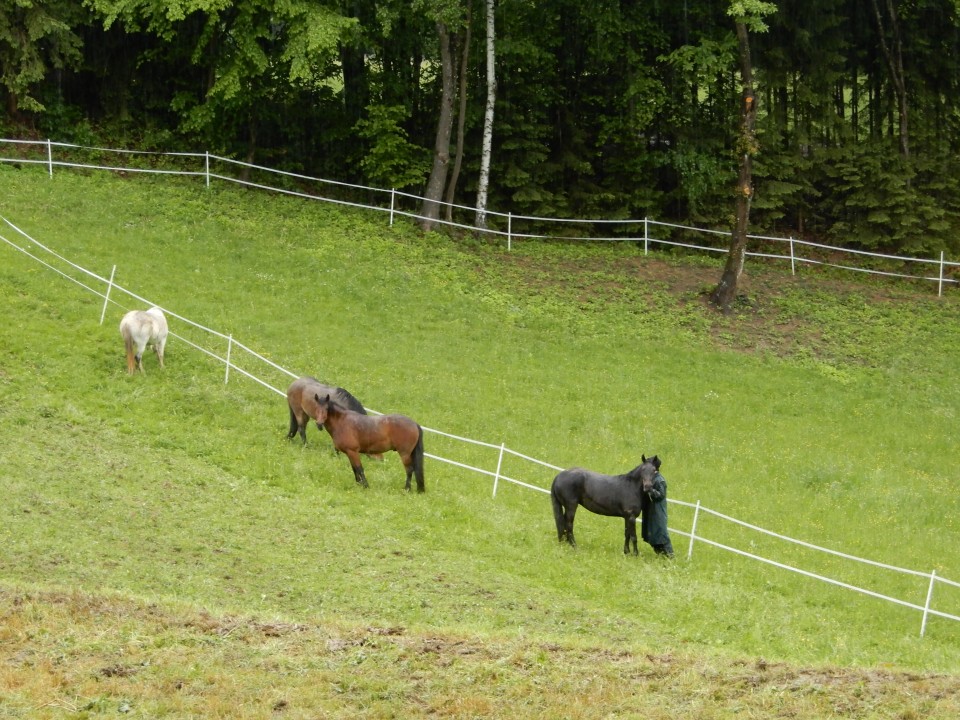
[312,394,425,492]
[551,455,660,555]
[286,376,366,444]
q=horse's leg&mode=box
[298,412,308,444]
[344,449,368,488]
[564,505,578,548]
[401,453,413,491]
[135,339,148,374]
[624,516,639,556]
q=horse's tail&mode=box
[550,477,566,540]
[287,401,299,439]
[412,424,425,491]
[120,321,137,374]
[335,386,367,415]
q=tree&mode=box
[443,8,470,224]
[0,0,84,116]
[475,0,495,229]
[710,1,775,313]
[87,0,354,160]
[870,0,909,159]
[420,19,456,231]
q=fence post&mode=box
[644,217,649,256]
[205,152,210,188]
[390,189,396,227]
[507,213,512,251]
[99,265,117,325]
[938,251,945,298]
[790,237,796,276]
[224,334,233,384]
[921,570,937,637]
[47,139,53,179]
[687,500,701,560]
[492,443,506,498]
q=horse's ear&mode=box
[652,455,661,470]
[642,454,647,463]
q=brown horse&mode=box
[311,393,425,492]
[286,376,366,444]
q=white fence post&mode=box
[507,213,512,251]
[938,251,945,298]
[492,443,506,498]
[205,152,210,188]
[921,570,937,637]
[47,139,53,178]
[224,334,233,384]
[390,189,396,227]
[790,237,796,276]
[99,264,117,325]
[687,500,701,560]
[644,217,649,255]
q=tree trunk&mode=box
[710,20,758,313]
[444,14,471,224]
[420,21,456,232]
[870,0,909,159]
[475,0,496,230]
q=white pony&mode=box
[119,307,168,374]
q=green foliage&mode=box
[0,0,84,113]
[6,1,960,292]
[354,104,430,189]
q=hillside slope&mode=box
[1,167,959,716]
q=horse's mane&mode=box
[304,376,366,415]
[625,457,659,482]
[333,386,366,415]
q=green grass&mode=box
[1,166,959,717]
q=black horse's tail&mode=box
[287,403,299,439]
[335,386,367,415]
[412,425,425,492]
[551,480,566,541]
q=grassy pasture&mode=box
[1,167,959,717]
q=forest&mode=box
[2,0,960,254]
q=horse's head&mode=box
[639,454,661,492]
[313,393,331,428]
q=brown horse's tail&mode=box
[412,424,425,492]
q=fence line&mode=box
[2,164,959,637]
[2,138,958,296]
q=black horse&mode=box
[551,455,661,555]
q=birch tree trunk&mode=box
[475,0,496,230]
